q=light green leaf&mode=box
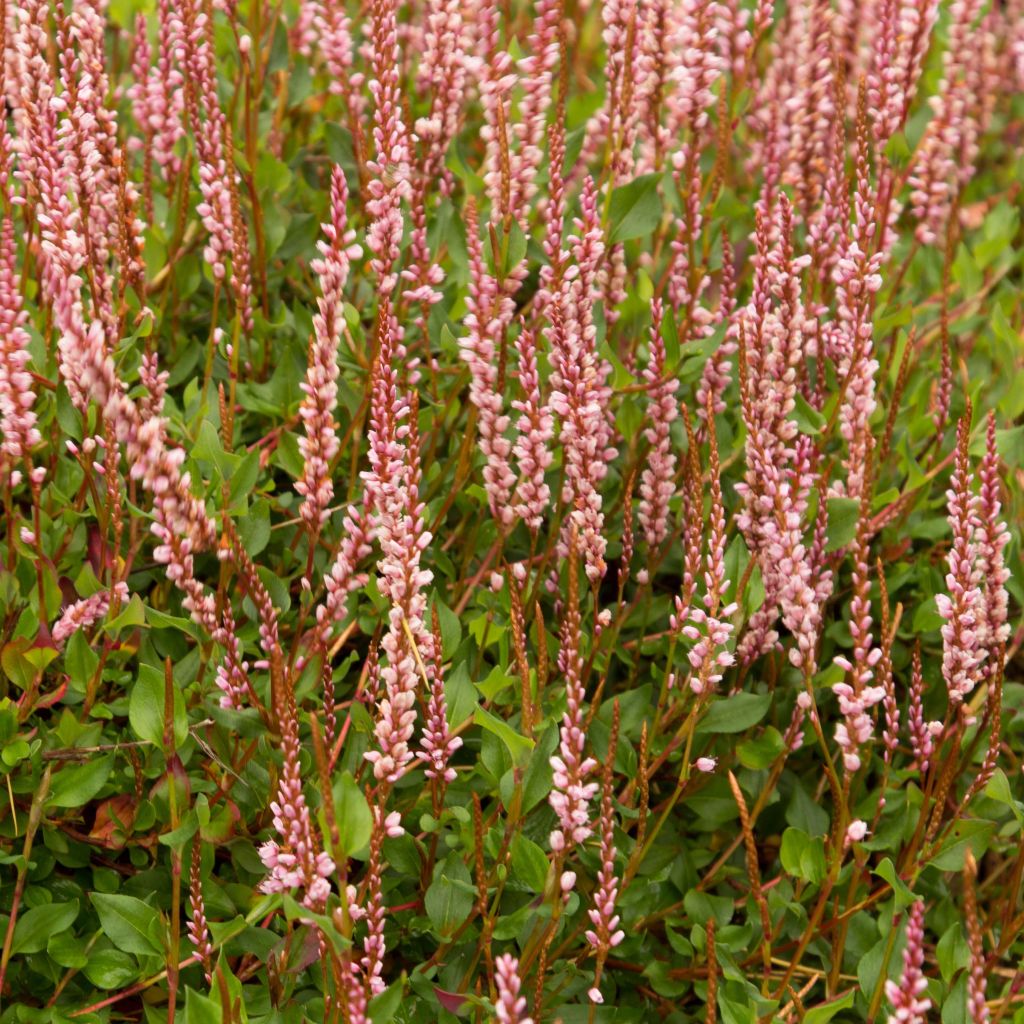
[103,594,148,634]
[440,663,471,729]
[609,174,662,242]
[433,595,461,659]
[333,771,373,857]
[874,858,915,909]
[91,892,164,956]
[424,854,475,937]
[927,820,995,871]
[510,834,549,893]
[804,988,855,1024]
[64,630,99,693]
[369,979,406,1023]
[473,706,533,766]
[184,986,223,1024]
[83,948,138,989]
[129,664,188,752]
[48,753,114,809]
[10,900,79,955]
[825,497,861,552]
[790,392,826,435]
[780,827,826,885]
[476,666,515,701]
[696,693,771,734]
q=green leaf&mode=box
[883,130,911,170]
[874,858,915,909]
[984,768,1024,826]
[825,497,861,552]
[609,174,662,242]
[10,900,79,955]
[786,782,830,837]
[445,663,477,726]
[473,706,533,766]
[941,973,968,1024]
[911,596,945,633]
[369,979,406,1023]
[91,892,164,956]
[737,726,785,769]
[83,948,138,989]
[333,771,373,857]
[510,833,549,892]
[324,123,356,173]
[129,664,187,752]
[424,854,475,937]
[47,929,90,968]
[433,595,461,659]
[803,988,855,1024]
[926,820,995,871]
[520,724,557,813]
[184,986,223,1024]
[502,220,527,275]
[1,738,30,767]
[237,499,271,558]
[192,419,237,480]
[643,958,689,997]
[103,593,148,634]
[64,630,99,692]
[992,304,1019,347]
[158,809,199,848]
[696,693,771,734]
[48,753,114,809]
[683,890,734,928]
[780,828,826,885]
[789,392,826,435]
[936,922,969,983]
[857,938,886,998]
[229,449,261,507]
[476,666,515,701]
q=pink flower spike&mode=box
[0,125,40,483]
[548,549,598,850]
[884,901,931,1024]
[937,416,986,704]
[495,954,534,1024]
[296,166,361,537]
[365,0,412,293]
[51,583,130,646]
[511,324,553,532]
[638,299,678,549]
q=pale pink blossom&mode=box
[550,178,617,583]
[52,583,130,645]
[638,300,677,548]
[549,556,599,850]
[884,901,930,1024]
[0,128,40,480]
[461,201,517,527]
[296,167,361,535]
[937,417,985,704]
[365,0,412,292]
[511,325,553,532]
[495,954,533,1024]
[259,711,336,910]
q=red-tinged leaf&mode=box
[35,678,67,710]
[434,988,470,1015]
[90,794,137,848]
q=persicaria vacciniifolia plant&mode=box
[0,0,1022,1020]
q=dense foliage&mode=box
[0,0,1022,1021]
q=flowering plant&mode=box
[0,0,1022,1021]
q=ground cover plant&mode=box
[0,0,1023,1020]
